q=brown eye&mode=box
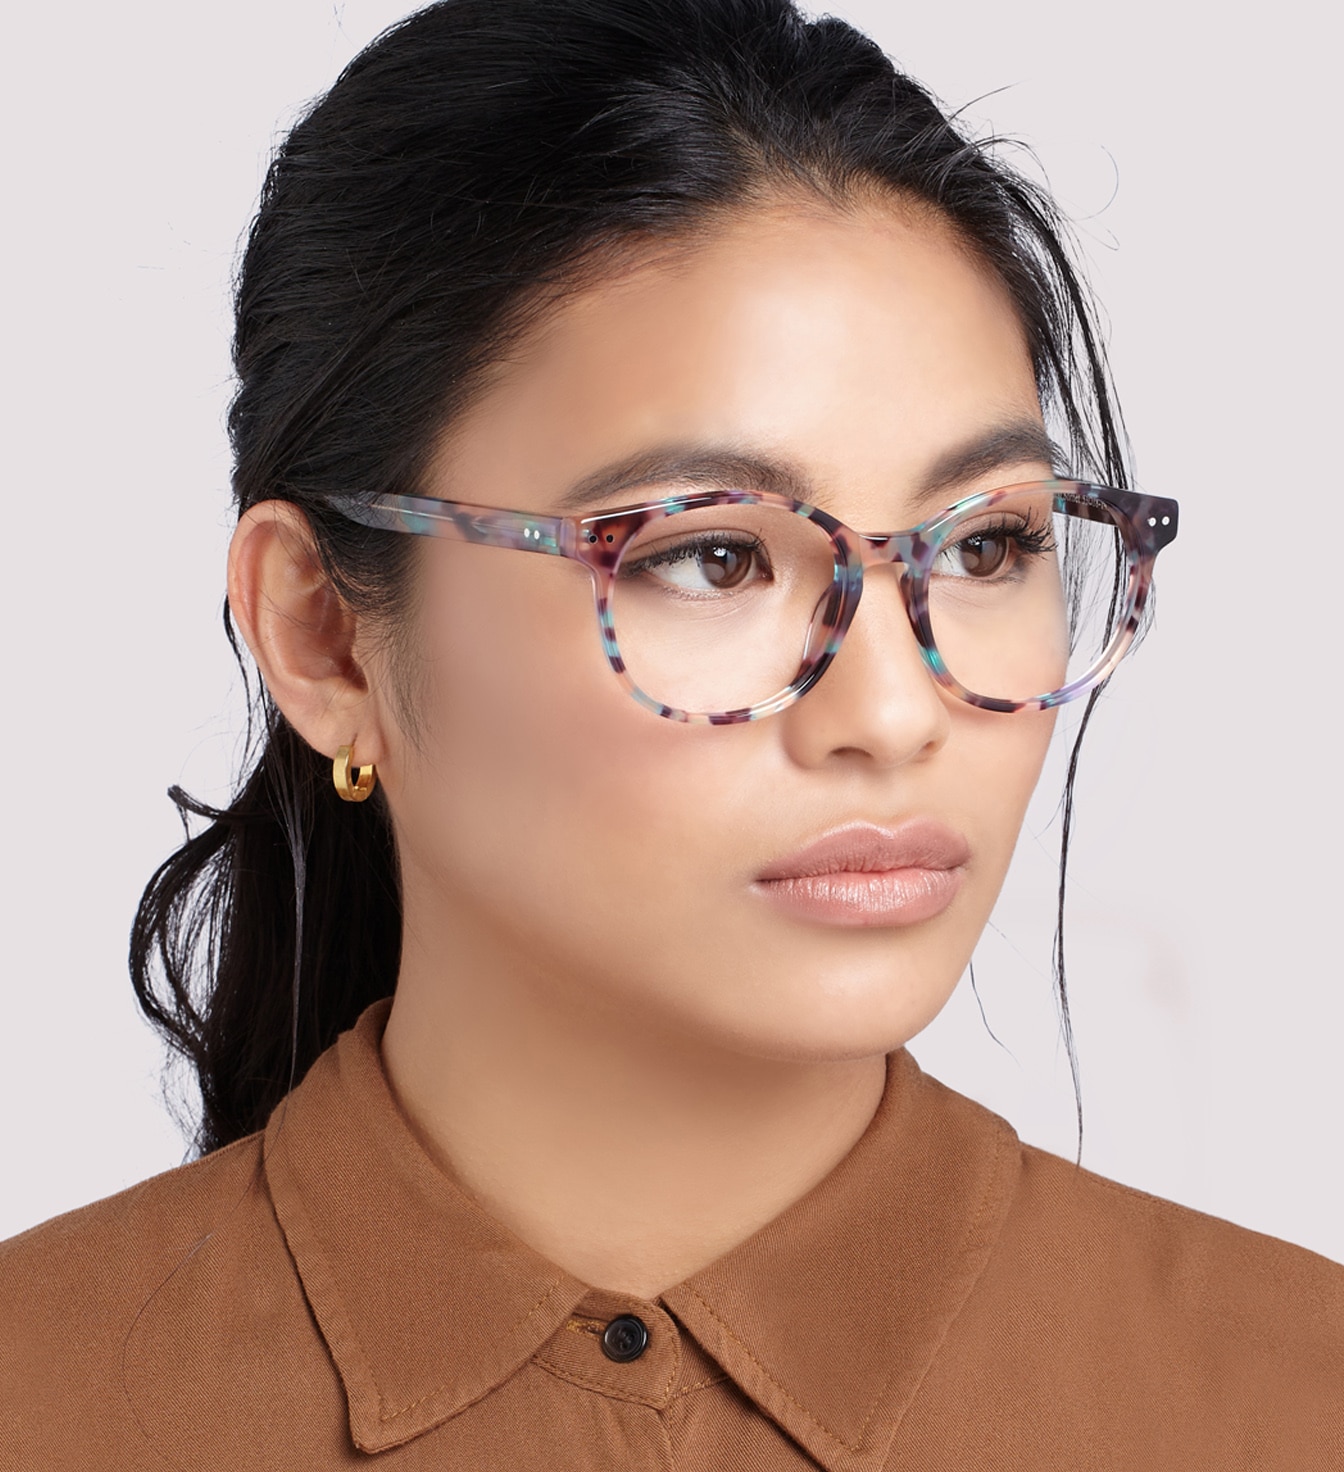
[625,533,770,594]
[947,531,1011,578]
[701,542,753,587]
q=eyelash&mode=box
[940,515,1055,563]
[616,512,1056,585]
[622,533,769,575]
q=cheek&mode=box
[950,706,1057,895]
[397,548,734,917]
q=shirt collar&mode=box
[264,999,1018,1472]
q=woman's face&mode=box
[372,196,1058,1063]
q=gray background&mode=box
[3,0,1340,1259]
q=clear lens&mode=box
[925,487,1131,704]
[610,504,837,714]
[606,490,1133,716]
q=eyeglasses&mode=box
[321,480,1179,724]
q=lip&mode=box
[751,819,970,928]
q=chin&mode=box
[684,963,962,1065]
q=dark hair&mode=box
[131,0,1126,1157]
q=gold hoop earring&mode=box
[333,745,377,803]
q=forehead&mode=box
[428,198,1044,520]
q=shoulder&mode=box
[1011,1140,1344,1331]
[957,1136,1344,1463]
[0,1131,268,1310]
[0,1134,287,1465]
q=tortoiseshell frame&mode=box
[322,480,1179,725]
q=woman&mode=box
[2,0,1339,1466]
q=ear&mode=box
[226,500,390,765]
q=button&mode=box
[600,1314,649,1363]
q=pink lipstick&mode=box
[751,819,969,928]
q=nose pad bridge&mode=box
[835,535,935,690]
[802,576,846,666]
[856,531,910,574]
[855,534,916,620]
[801,536,916,670]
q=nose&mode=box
[779,562,951,770]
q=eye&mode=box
[945,530,1010,578]
[934,517,1054,581]
[625,534,770,594]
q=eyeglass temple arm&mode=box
[1055,487,1179,554]
[322,492,571,556]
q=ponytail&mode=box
[130,617,401,1155]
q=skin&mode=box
[228,195,1058,1301]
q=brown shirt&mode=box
[2,998,1341,1470]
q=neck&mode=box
[380,906,888,1301]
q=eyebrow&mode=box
[553,420,1065,515]
[920,422,1065,499]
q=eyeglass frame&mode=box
[319,479,1179,725]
